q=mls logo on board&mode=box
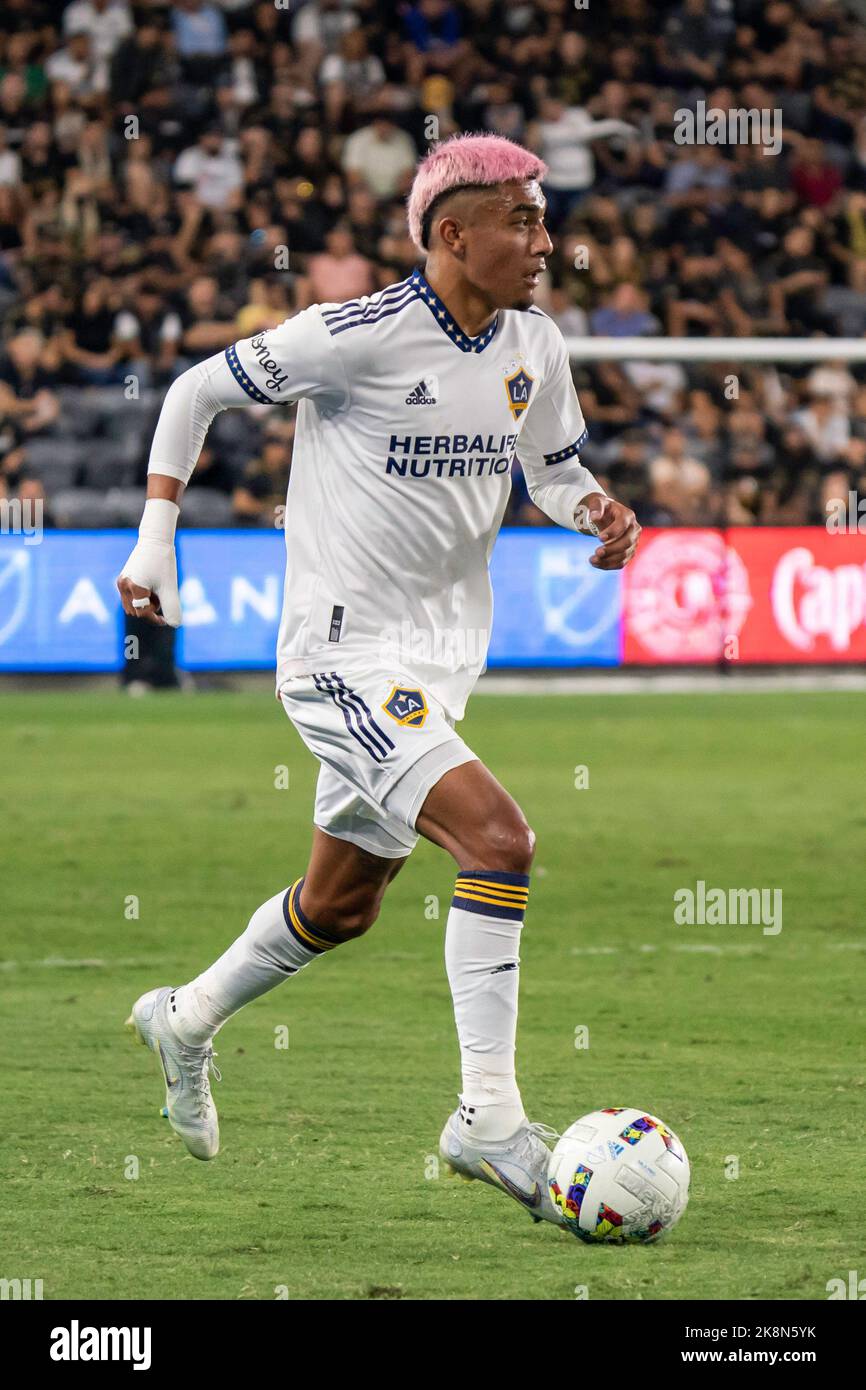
[0,547,30,648]
[537,544,620,650]
[382,685,428,727]
[504,365,534,420]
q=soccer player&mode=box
[118,133,640,1229]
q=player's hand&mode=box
[116,537,181,627]
[579,494,641,571]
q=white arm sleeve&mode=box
[147,351,247,483]
[515,333,605,531]
[147,307,350,485]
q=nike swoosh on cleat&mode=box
[157,1040,180,1089]
[479,1158,542,1209]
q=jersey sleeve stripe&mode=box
[543,428,589,465]
[224,343,277,405]
[320,277,413,328]
[322,283,415,326]
[322,287,417,337]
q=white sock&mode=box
[445,870,529,1142]
[169,878,340,1045]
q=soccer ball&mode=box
[548,1107,690,1243]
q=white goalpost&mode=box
[562,337,866,363]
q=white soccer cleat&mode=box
[126,986,220,1161]
[439,1109,564,1228]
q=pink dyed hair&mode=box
[406,131,548,252]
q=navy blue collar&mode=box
[410,268,500,353]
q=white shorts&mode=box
[279,665,478,858]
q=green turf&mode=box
[1,688,863,1300]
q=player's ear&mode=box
[438,216,465,257]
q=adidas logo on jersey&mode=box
[405,377,438,405]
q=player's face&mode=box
[467,181,554,310]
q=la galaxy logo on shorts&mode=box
[503,360,535,420]
[382,685,428,727]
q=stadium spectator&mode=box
[235,275,292,338]
[171,1,228,61]
[649,426,714,526]
[589,283,658,339]
[402,0,466,85]
[790,139,844,209]
[296,221,375,307]
[0,329,60,435]
[598,429,652,523]
[110,16,174,111]
[805,359,857,410]
[45,29,105,100]
[715,239,785,337]
[795,391,851,464]
[113,278,184,386]
[61,278,127,384]
[771,225,830,334]
[186,439,235,496]
[527,95,638,228]
[0,126,22,186]
[233,421,294,525]
[341,115,416,200]
[174,125,243,210]
[292,0,360,69]
[63,0,133,65]
[683,390,726,475]
[177,274,237,357]
[319,29,386,127]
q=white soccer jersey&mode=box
[148,268,602,718]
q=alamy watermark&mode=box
[826,492,866,534]
[49,1322,151,1370]
[1,1277,43,1299]
[378,620,488,671]
[674,101,782,157]
[0,497,43,545]
[674,880,782,935]
[827,1270,866,1299]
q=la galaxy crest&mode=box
[503,358,535,420]
[382,685,428,728]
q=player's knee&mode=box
[301,886,383,941]
[334,899,381,939]
[473,813,536,874]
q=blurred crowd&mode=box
[1,0,865,530]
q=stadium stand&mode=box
[0,0,865,531]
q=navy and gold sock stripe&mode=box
[452,870,530,921]
[282,877,344,954]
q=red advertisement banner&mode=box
[623,527,866,664]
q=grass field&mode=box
[1,687,863,1301]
